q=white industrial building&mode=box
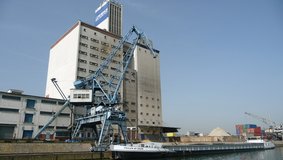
[45,0,163,140]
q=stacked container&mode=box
[235,124,261,137]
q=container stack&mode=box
[235,124,262,138]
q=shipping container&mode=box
[247,128,255,133]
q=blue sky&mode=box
[1,0,283,134]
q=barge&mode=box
[110,140,275,159]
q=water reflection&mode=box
[147,147,283,160]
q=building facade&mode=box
[0,90,70,140]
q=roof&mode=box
[0,91,65,102]
[50,21,121,49]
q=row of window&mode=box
[140,104,160,109]
[140,121,161,125]
[140,112,160,117]
[79,56,121,66]
[80,30,118,43]
[79,49,122,58]
[80,41,115,50]
[140,96,160,101]
[80,35,101,44]
[124,109,136,113]
[79,59,99,66]
[78,66,120,73]
[124,101,136,105]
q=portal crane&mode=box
[71,25,157,151]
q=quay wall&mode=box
[0,143,111,160]
[273,141,283,147]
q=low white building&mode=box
[0,90,71,140]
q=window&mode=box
[131,102,136,105]
[90,38,99,43]
[40,111,53,115]
[80,42,88,47]
[146,121,149,124]
[89,70,95,73]
[152,105,155,108]
[152,113,155,116]
[73,93,89,99]
[78,59,87,64]
[0,108,19,112]
[80,35,88,40]
[22,130,33,139]
[158,114,160,117]
[102,73,108,77]
[79,50,87,55]
[140,104,143,107]
[140,112,143,115]
[146,104,149,107]
[78,67,86,72]
[26,99,36,109]
[140,121,143,124]
[41,100,57,105]
[2,95,21,101]
[101,41,109,46]
[146,97,148,99]
[89,61,98,66]
[152,122,155,124]
[101,49,107,54]
[140,96,143,99]
[152,98,154,100]
[94,32,97,35]
[90,54,98,58]
[24,114,33,123]
[131,119,136,122]
[90,46,99,51]
[157,98,160,101]
[157,106,160,109]
[146,113,149,116]
[131,110,135,113]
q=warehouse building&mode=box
[0,90,70,140]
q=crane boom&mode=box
[244,112,277,127]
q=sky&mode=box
[1,0,283,134]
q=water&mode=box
[153,147,283,160]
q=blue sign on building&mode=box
[94,2,109,26]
